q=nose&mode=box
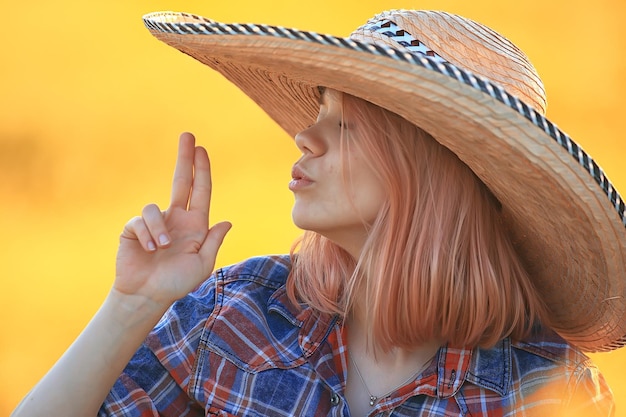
[294,123,327,156]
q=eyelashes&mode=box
[305,121,347,129]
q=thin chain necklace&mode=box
[349,353,432,407]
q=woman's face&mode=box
[289,89,386,257]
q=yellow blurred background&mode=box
[1,0,624,415]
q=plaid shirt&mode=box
[99,255,614,416]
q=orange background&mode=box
[1,0,625,415]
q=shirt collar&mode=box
[267,286,337,356]
[436,338,511,398]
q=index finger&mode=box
[170,132,195,209]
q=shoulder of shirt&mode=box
[463,326,596,399]
[510,325,593,370]
[216,254,293,288]
[154,254,295,331]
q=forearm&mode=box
[11,290,168,417]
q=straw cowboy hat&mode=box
[143,9,626,352]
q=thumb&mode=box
[199,221,232,269]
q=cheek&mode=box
[343,152,387,220]
[349,175,386,222]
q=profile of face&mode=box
[289,89,386,257]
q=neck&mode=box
[344,313,440,415]
[346,311,440,362]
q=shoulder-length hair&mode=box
[287,92,550,352]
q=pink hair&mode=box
[287,92,550,352]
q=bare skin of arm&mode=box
[11,132,231,417]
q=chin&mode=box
[291,213,315,232]
[291,210,326,235]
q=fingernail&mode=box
[147,240,156,251]
[159,234,170,246]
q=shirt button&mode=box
[330,392,340,406]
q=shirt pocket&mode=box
[192,345,323,417]
[187,277,323,416]
[196,283,308,373]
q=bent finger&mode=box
[121,216,157,252]
[142,203,170,248]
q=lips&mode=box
[291,165,310,181]
[289,165,314,191]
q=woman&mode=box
[12,8,622,417]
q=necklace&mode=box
[348,353,432,407]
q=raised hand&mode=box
[9,133,232,417]
[114,132,231,310]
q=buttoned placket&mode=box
[267,285,503,416]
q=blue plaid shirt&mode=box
[99,255,614,416]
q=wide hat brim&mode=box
[143,12,626,352]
